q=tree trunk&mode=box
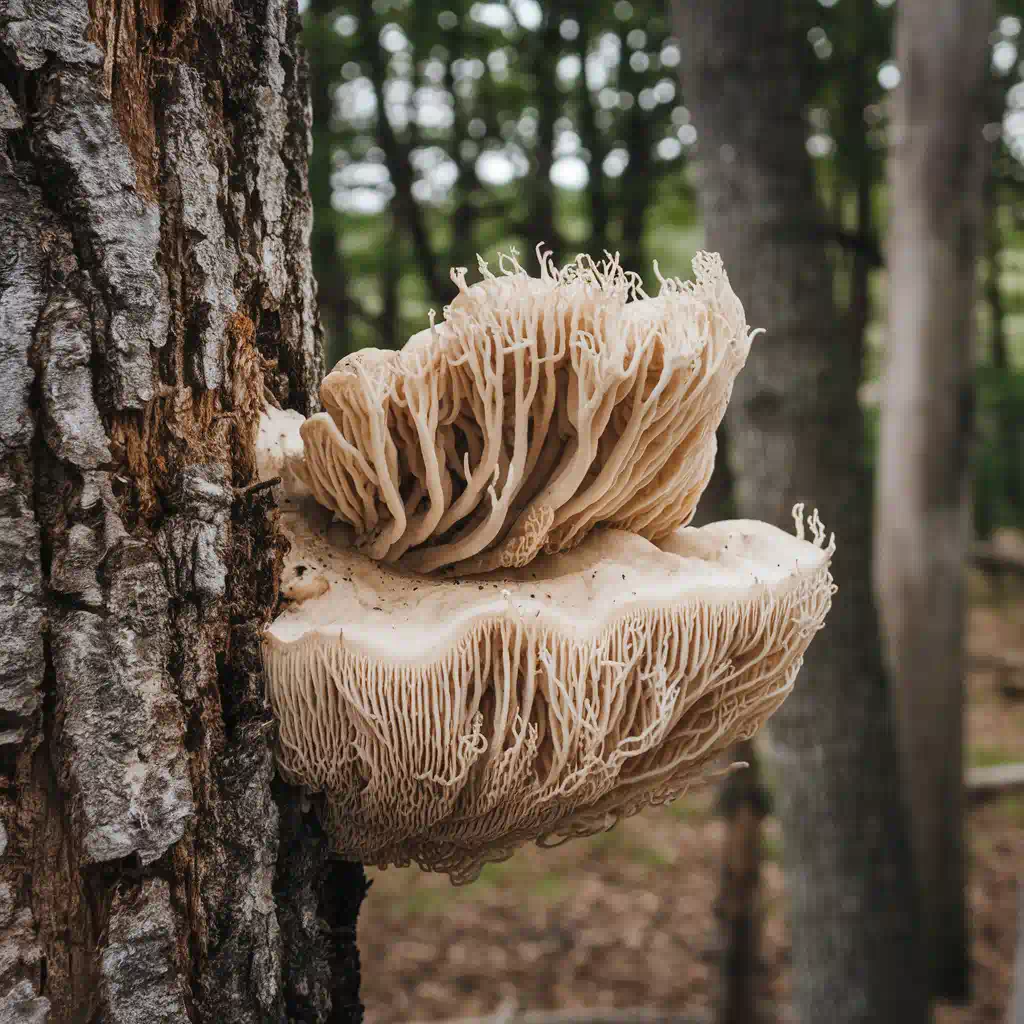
[528,0,564,265]
[573,3,609,260]
[848,147,873,376]
[307,0,354,366]
[712,741,769,1024]
[0,1,367,1020]
[1010,882,1024,1024]
[444,9,483,281]
[984,178,1006,372]
[877,0,991,1002]
[360,0,448,309]
[617,21,652,278]
[839,0,880,376]
[673,3,929,1022]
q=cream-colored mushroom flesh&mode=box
[264,490,834,884]
[299,249,754,574]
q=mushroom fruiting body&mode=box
[258,250,836,884]
[298,250,754,575]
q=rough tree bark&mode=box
[878,0,991,1001]
[0,0,367,1020]
[673,3,930,1022]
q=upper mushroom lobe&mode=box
[299,250,754,575]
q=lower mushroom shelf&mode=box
[263,499,835,883]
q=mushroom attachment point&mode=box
[299,247,755,575]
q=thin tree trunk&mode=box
[380,219,402,349]
[713,741,769,1024]
[360,0,448,308]
[444,9,482,279]
[618,22,652,277]
[848,138,874,375]
[307,0,354,366]
[985,185,1007,371]
[673,3,929,1022]
[877,0,991,1002]
[0,1,366,1019]
[529,0,564,264]
[843,0,878,374]
[574,4,609,259]
[1010,882,1024,1024]
[983,55,1009,374]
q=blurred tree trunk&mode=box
[445,6,483,279]
[618,21,652,276]
[985,184,1007,371]
[847,129,874,374]
[360,0,448,308]
[529,0,564,264]
[840,0,880,374]
[619,106,652,276]
[673,3,929,1023]
[0,0,366,1019]
[877,0,991,1002]
[307,0,353,365]
[381,219,403,349]
[1011,884,1024,1024]
[983,51,1008,374]
[574,4,610,259]
[712,742,769,1024]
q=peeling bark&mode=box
[0,0,365,1020]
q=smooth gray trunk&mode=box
[877,0,991,1001]
[0,0,366,1019]
[672,3,929,1022]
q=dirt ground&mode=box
[358,578,1024,1024]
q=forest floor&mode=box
[358,569,1024,1024]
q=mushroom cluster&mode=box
[259,248,835,883]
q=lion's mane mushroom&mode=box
[298,248,754,575]
[262,455,835,883]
